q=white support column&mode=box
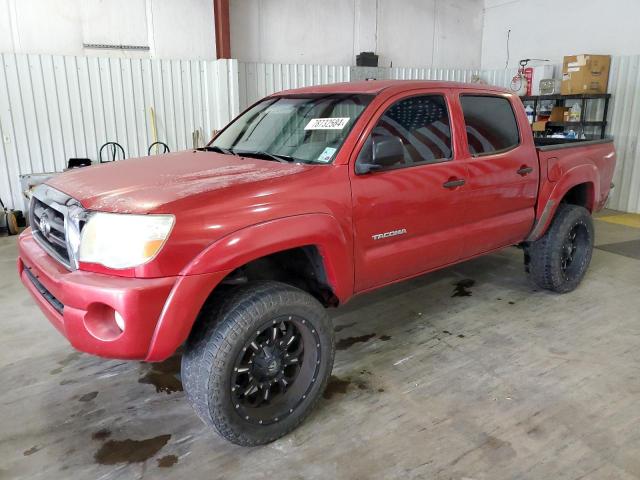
[353,0,378,62]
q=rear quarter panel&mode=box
[531,141,616,240]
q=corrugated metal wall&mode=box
[237,62,350,110]
[606,55,640,213]
[390,66,523,89]
[1,55,639,213]
[0,53,239,210]
[391,66,482,83]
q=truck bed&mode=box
[534,137,613,151]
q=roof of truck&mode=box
[277,80,512,96]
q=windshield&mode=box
[208,94,373,164]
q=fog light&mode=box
[84,303,124,341]
[114,311,125,332]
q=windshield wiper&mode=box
[198,145,237,155]
[235,151,298,163]
[201,146,302,164]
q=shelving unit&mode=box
[520,93,611,139]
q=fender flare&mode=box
[527,164,599,241]
[181,213,354,303]
[145,213,354,361]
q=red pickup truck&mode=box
[18,80,616,446]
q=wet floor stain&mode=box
[452,278,475,297]
[323,373,377,399]
[94,434,171,465]
[323,376,351,399]
[50,352,82,375]
[451,434,516,466]
[23,445,41,456]
[443,330,465,339]
[79,391,99,402]
[334,322,356,333]
[379,335,392,341]
[157,454,178,468]
[336,333,376,350]
[138,354,183,394]
[91,429,112,441]
[508,301,515,305]
[355,380,368,390]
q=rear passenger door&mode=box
[350,92,468,291]
[456,93,539,256]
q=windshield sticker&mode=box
[317,147,337,163]
[304,117,350,130]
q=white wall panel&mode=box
[237,62,350,110]
[391,66,482,83]
[230,0,484,69]
[0,0,216,60]
[0,53,238,209]
[607,55,640,214]
[482,0,640,69]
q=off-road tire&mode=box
[527,203,594,293]
[181,281,334,446]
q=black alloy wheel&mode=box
[231,315,321,425]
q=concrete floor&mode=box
[0,210,639,480]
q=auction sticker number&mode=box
[304,118,350,130]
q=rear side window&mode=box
[460,95,520,156]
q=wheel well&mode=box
[561,182,594,211]
[217,246,338,307]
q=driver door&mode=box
[349,91,468,291]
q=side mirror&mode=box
[373,135,404,167]
[356,135,404,174]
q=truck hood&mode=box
[46,151,311,213]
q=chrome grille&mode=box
[29,185,84,270]
[30,197,70,267]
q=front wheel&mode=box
[527,203,595,293]
[182,281,334,446]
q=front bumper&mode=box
[18,229,229,361]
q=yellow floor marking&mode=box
[596,213,640,229]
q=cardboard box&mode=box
[532,121,548,132]
[549,107,570,122]
[561,54,611,95]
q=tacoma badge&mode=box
[372,228,407,241]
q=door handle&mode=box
[442,178,465,189]
[517,166,533,176]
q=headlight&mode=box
[79,212,175,269]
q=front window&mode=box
[356,94,453,172]
[209,94,373,164]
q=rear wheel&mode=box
[527,203,594,293]
[182,281,334,446]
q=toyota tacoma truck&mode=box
[17,80,616,446]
